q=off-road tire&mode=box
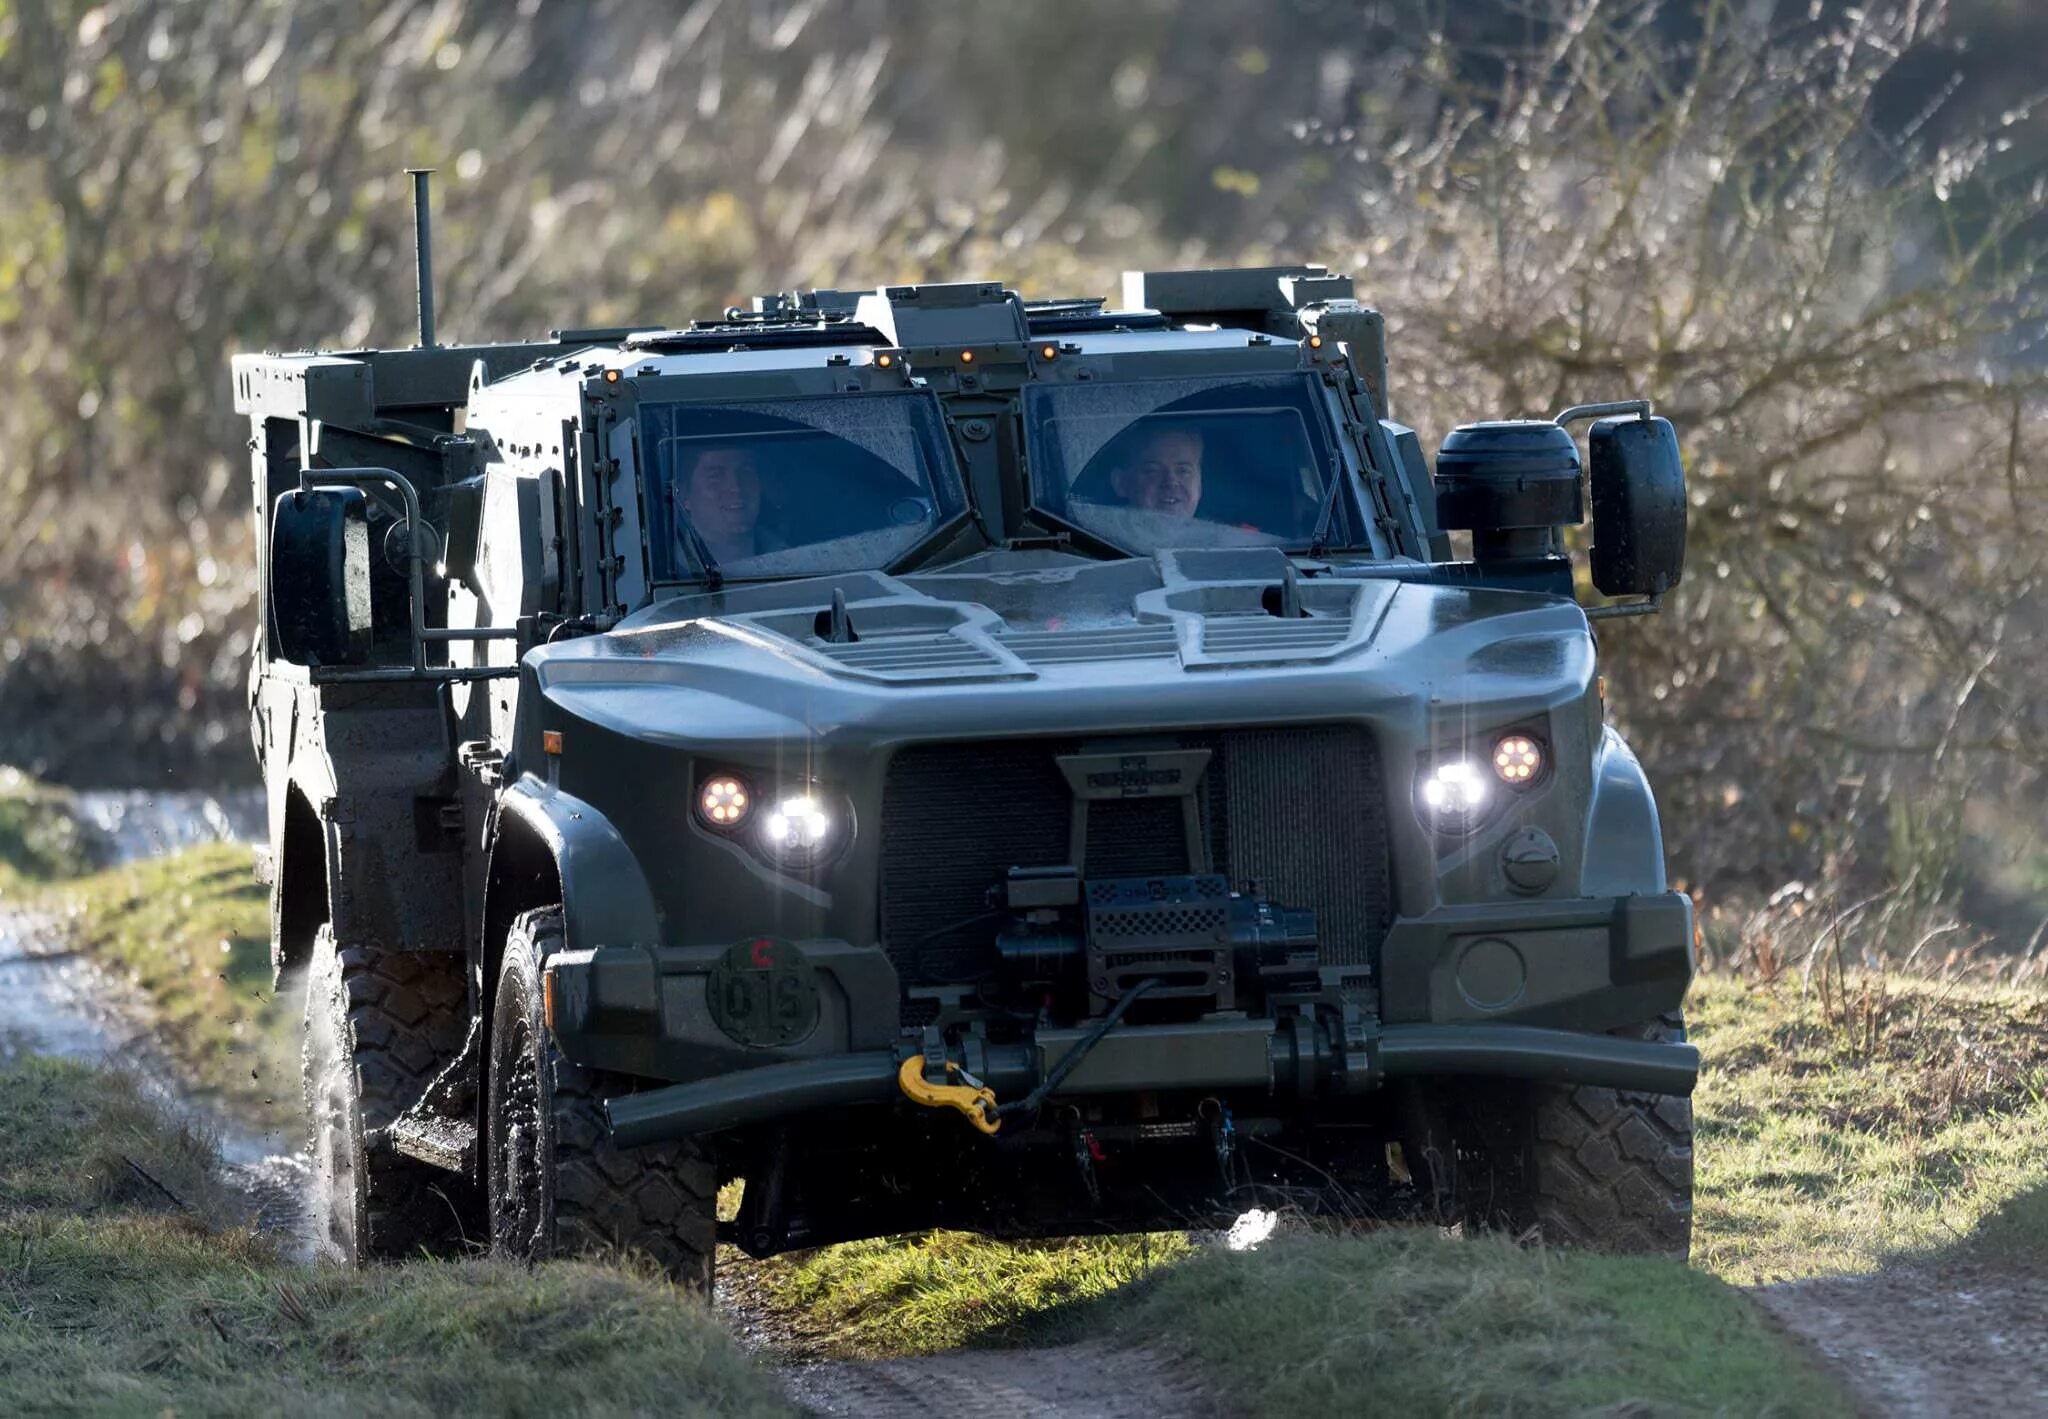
[1414,1013,1693,1258]
[487,907,716,1291]
[1516,1013,1693,1256]
[302,926,477,1262]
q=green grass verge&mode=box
[724,1230,1192,1359]
[0,768,103,888]
[38,842,294,1130]
[1689,970,2048,1284]
[0,1056,792,1419]
[1102,1231,1854,1417]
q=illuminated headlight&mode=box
[1418,759,1489,830]
[762,794,835,861]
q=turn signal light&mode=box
[698,775,751,827]
[1492,734,1543,785]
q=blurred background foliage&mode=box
[0,0,2042,950]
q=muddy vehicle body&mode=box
[240,206,1696,1285]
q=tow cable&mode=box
[898,979,1161,1136]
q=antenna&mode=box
[407,167,437,348]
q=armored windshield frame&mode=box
[1020,370,1385,560]
[632,387,974,588]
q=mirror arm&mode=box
[1553,399,1651,429]
[1584,594,1664,622]
[298,465,519,672]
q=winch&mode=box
[991,865,1319,1014]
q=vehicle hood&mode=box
[527,548,1595,749]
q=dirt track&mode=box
[1760,1262,2048,1417]
[780,1343,1216,1419]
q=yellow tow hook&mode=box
[897,1054,1001,1136]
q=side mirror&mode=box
[439,475,486,585]
[269,487,371,665]
[1588,415,1687,596]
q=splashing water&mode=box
[1225,1208,1279,1251]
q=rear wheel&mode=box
[487,907,717,1290]
[302,926,476,1262]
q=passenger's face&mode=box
[1112,428,1203,518]
[679,448,761,542]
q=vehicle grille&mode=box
[878,725,1391,993]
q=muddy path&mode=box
[0,788,310,1232]
[1759,1262,2048,1417]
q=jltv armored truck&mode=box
[240,201,1695,1289]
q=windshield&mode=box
[1024,373,1355,554]
[640,393,964,582]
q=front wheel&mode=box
[487,907,717,1290]
[1408,1014,1694,1258]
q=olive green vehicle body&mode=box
[236,266,1695,1250]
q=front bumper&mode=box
[548,889,1697,1144]
[606,1016,1698,1148]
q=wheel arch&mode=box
[478,775,660,1080]
[272,783,329,980]
[1579,726,1670,898]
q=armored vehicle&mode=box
[239,179,1696,1287]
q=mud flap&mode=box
[386,1015,483,1176]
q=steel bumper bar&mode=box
[604,1018,1698,1148]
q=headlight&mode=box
[1417,758,1489,830]
[762,793,835,863]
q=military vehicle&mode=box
[239,174,1696,1289]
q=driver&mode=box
[671,444,779,565]
[1108,424,1204,521]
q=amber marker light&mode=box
[698,775,751,828]
[1308,334,1325,349]
[875,352,895,368]
[958,349,975,363]
[542,730,564,756]
[1493,734,1543,785]
[602,368,621,384]
[1040,344,1058,361]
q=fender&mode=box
[1580,726,1670,898]
[493,773,662,952]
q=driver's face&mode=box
[678,447,761,542]
[1112,428,1203,518]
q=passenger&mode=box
[1109,424,1204,521]
[672,444,778,565]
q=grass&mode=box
[38,842,294,1130]
[1101,1231,1853,1417]
[1688,969,2048,1284]
[0,1056,792,1419]
[0,768,104,888]
[723,1230,1192,1359]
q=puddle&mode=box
[0,784,305,1236]
[73,787,265,864]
